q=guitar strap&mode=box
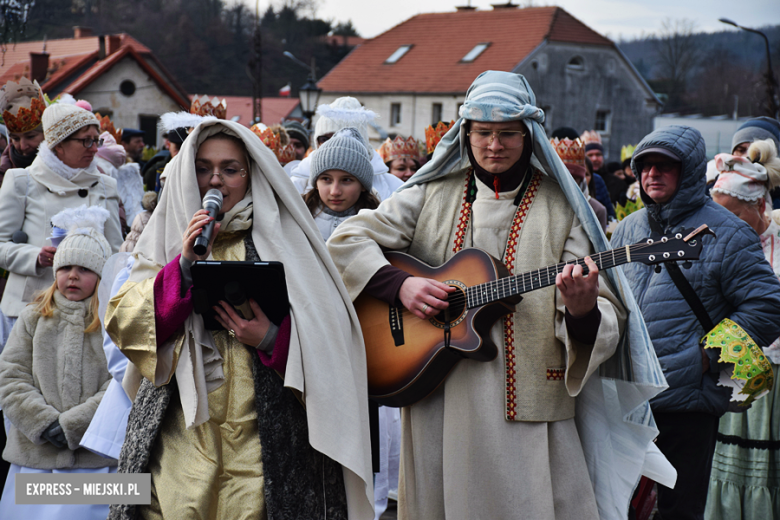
[647,214,714,332]
[452,167,543,420]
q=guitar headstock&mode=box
[632,225,713,266]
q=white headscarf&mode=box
[712,153,770,203]
[126,119,373,517]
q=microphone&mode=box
[193,189,223,256]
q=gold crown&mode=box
[95,112,121,143]
[621,144,637,163]
[551,137,585,166]
[1,78,47,133]
[252,124,296,165]
[378,135,421,163]
[190,95,227,119]
[425,120,454,155]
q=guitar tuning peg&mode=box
[654,265,662,273]
[682,260,692,269]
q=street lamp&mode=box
[719,17,779,119]
[284,51,323,129]
[298,76,321,127]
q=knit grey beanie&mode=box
[51,205,112,276]
[732,117,780,152]
[310,127,373,192]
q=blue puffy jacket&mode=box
[611,125,780,416]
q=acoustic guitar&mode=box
[356,225,712,407]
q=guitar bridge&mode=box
[389,305,404,346]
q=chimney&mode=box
[30,52,49,83]
[455,5,477,10]
[98,35,106,59]
[73,26,93,39]
[107,35,121,56]
[491,2,519,8]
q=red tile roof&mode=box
[0,33,149,82]
[318,6,613,94]
[191,95,300,127]
[0,33,189,108]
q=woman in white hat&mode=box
[707,139,780,519]
[0,102,123,336]
[104,119,373,520]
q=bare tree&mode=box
[654,18,702,110]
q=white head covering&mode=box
[126,119,373,517]
[712,153,770,203]
[313,97,377,149]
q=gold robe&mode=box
[107,230,265,520]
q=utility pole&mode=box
[251,0,262,124]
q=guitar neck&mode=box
[465,244,636,309]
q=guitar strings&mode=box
[392,239,685,317]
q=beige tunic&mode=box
[328,169,626,519]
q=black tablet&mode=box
[191,260,289,330]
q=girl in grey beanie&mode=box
[304,128,380,241]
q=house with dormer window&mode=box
[316,3,661,160]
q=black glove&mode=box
[41,419,67,449]
[727,400,752,414]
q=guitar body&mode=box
[356,248,521,407]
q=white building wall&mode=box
[79,57,183,146]
[654,116,747,159]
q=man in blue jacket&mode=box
[611,125,780,520]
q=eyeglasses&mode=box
[195,166,248,187]
[467,130,526,149]
[68,137,104,149]
[316,133,334,146]
[638,161,679,174]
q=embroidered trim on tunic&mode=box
[451,168,542,420]
[546,368,565,381]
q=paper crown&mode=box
[251,124,296,165]
[378,135,421,163]
[0,78,47,134]
[621,144,637,163]
[190,95,227,119]
[551,137,585,166]
[580,130,602,146]
[95,112,121,143]
[425,120,454,155]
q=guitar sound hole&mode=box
[432,286,466,326]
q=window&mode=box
[567,56,585,71]
[461,43,490,63]
[385,45,412,64]
[390,103,401,126]
[431,103,443,125]
[595,110,611,134]
[139,115,158,147]
[120,80,136,96]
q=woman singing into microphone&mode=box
[105,120,373,520]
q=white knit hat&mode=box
[310,128,373,192]
[42,102,99,149]
[313,97,377,149]
[51,205,112,276]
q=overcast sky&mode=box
[246,0,780,41]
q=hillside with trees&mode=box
[16,0,358,98]
[618,21,780,117]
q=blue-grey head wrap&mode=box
[401,71,672,516]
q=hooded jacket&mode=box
[611,125,780,415]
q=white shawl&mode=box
[125,120,374,517]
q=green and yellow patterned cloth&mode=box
[703,318,774,406]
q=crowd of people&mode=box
[0,69,777,520]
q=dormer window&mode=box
[385,45,413,64]
[461,43,490,63]
[567,56,585,71]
